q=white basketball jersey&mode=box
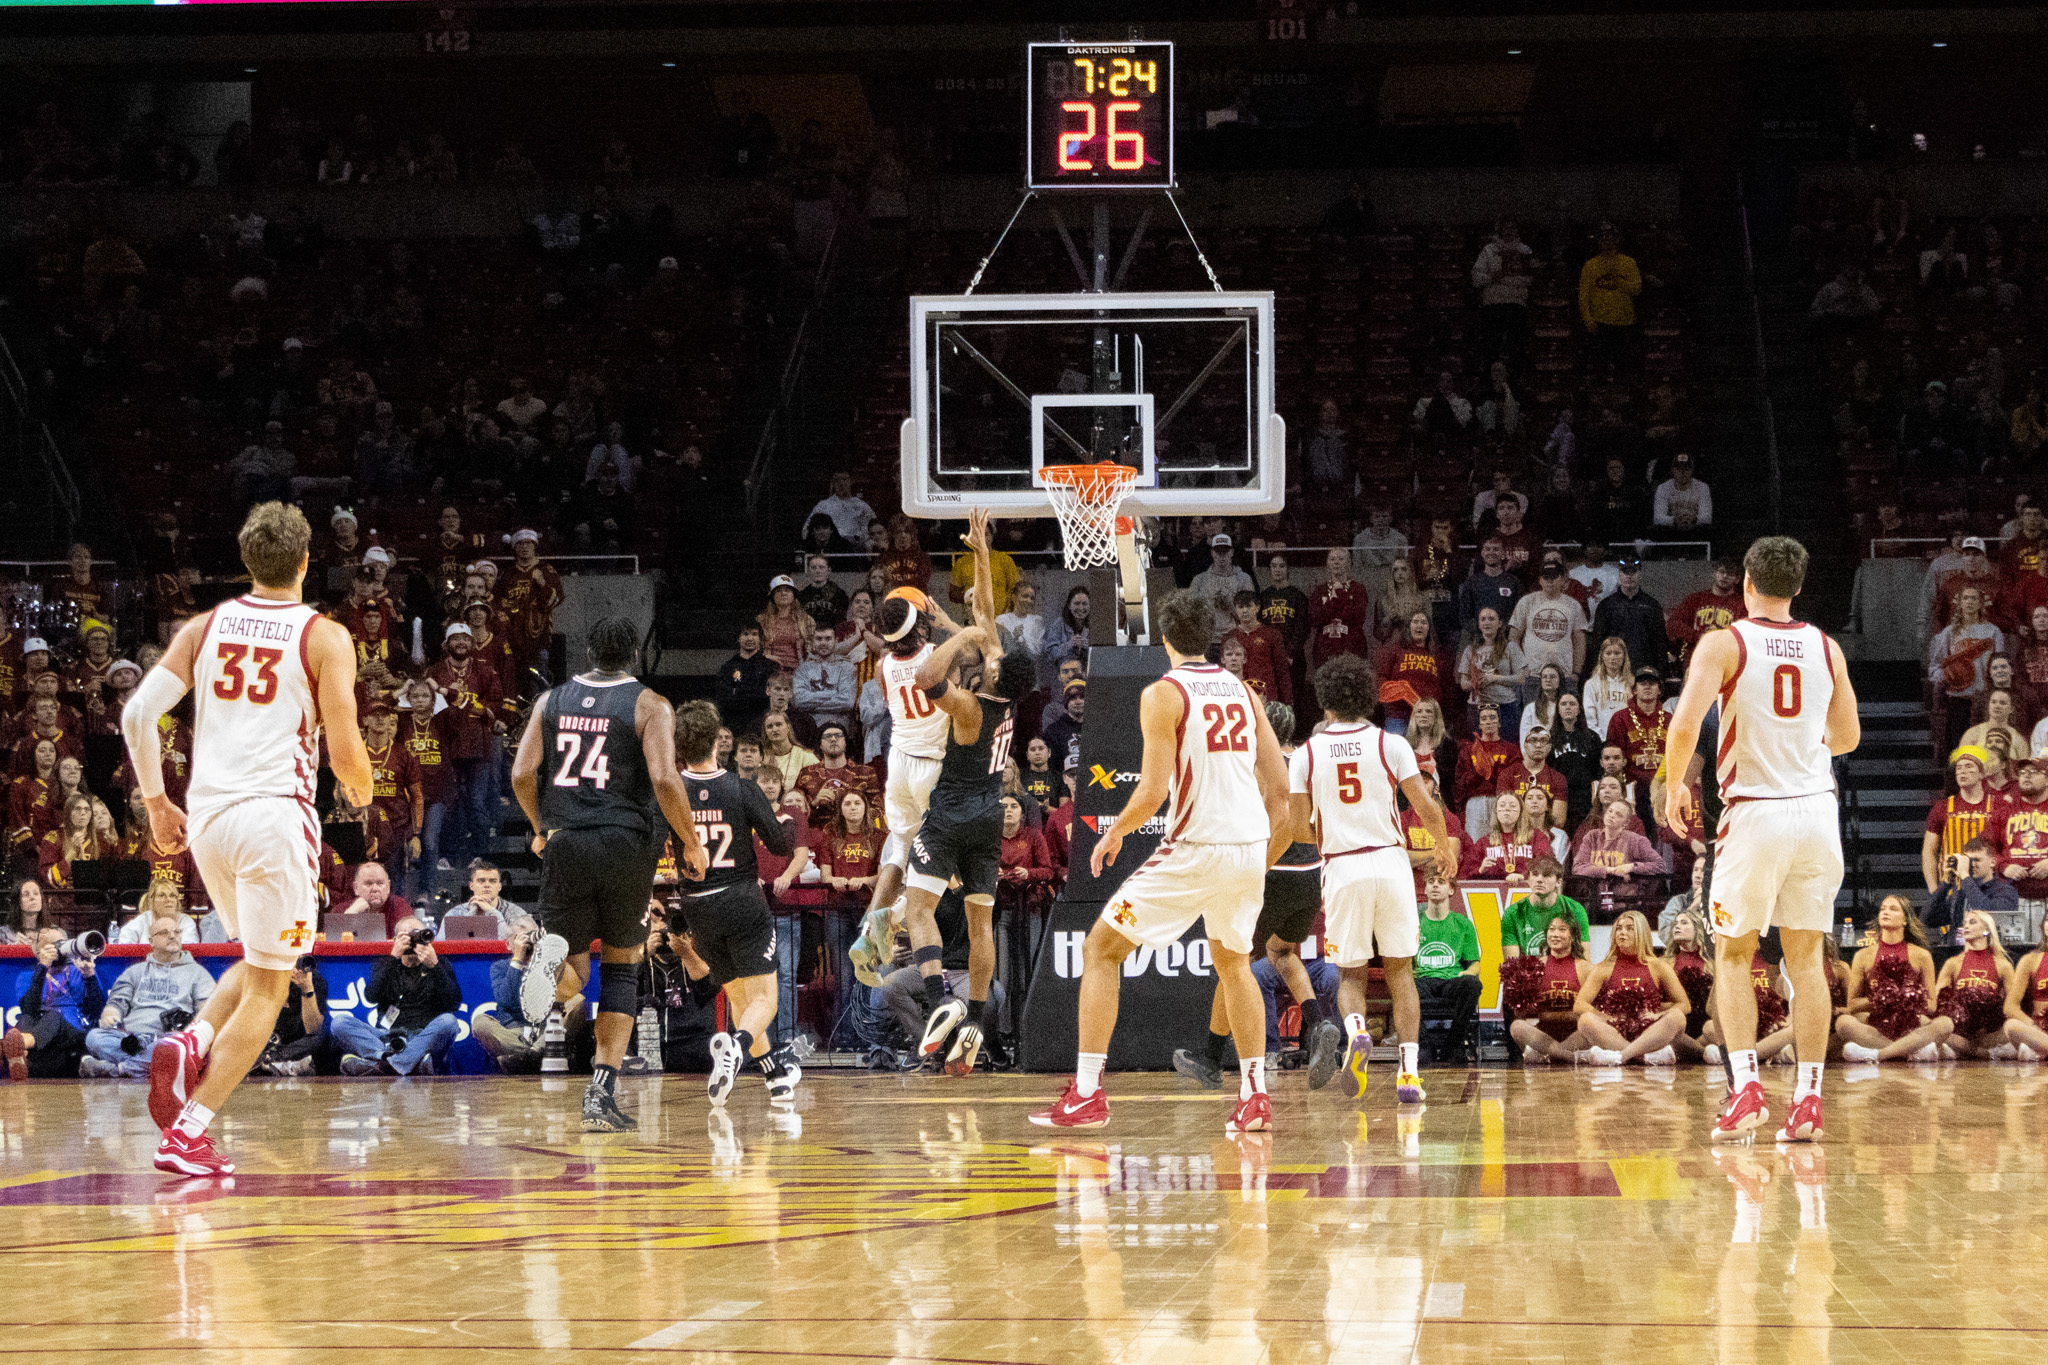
[186,596,323,819]
[1160,663,1269,846]
[1289,722,1420,856]
[880,643,949,761]
[1718,617,1836,802]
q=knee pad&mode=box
[597,960,639,1019]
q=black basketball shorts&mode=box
[905,807,1002,901]
[538,826,659,952]
[1255,865,1322,947]
[669,880,778,985]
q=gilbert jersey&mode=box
[1289,722,1421,856]
[880,643,950,761]
[1718,617,1836,802]
[187,595,323,820]
[538,675,657,840]
[1160,663,1269,847]
[682,767,792,892]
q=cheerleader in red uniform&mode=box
[1932,909,2013,1057]
[1570,910,1689,1064]
[1837,895,1955,1061]
[1756,936,1850,1064]
[1998,923,2048,1060]
[1660,907,1714,1061]
[1505,914,1590,1064]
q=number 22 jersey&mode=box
[1159,663,1269,847]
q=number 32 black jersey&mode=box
[684,768,795,891]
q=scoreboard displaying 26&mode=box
[1026,41,1173,190]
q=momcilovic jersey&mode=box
[188,595,323,820]
[1718,617,1836,802]
[1159,663,1269,847]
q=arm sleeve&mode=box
[1459,915,1483,968]
[1652,484,1674,526]
[747,781,796,858]
[1697,484,1714,524]
[83,971,107,1021]
[1572,834,1601,877]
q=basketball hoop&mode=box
[1038,462,1139,571]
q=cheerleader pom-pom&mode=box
[1500,955,1545,1017]
[1597,972,1665,1024]
[1939,983,2007,1040]
[1672,957,1713,1014]
[1868,967,1927,1041]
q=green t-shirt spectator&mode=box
[1415,908,1482,980]
[1498,893,1589,956]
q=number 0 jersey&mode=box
[538,674,656,838]
[1160,663,1269,847]
[187,595,323,821]
[1717,617,1836,802]
[880,643,950,761]
[1288,722,1420,856]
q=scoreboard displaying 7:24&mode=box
[1026,41,1174,190]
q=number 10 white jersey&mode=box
[1718,617,1837,802]
[1288,722,1420,855]
[881,643,950,761]
[1160,663,1269,847]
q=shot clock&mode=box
[1026,40,1174,189]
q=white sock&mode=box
[190,1020,216,1058]
[1345,1012,1369,1042]
[1795,1061,1824,1102]
[1729,1048,1760,1092]
[173,1100,215,1139]
[1239,1055,1266,1100]
[1074,1052,1107,1099]
[1399,1041,1420,1074]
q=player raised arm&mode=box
[1091,679,1179,877]
[1660,626,1735,833]
[637,688,708,878]
[961,509,1000,649]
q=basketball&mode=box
[883,585,931,613]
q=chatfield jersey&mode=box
[538,675,656,842]
[682,766,792,891]
[187,594,323,820]
[1718,617,1836,802]
[1160,662,1270,847]
[880,643,950,761]
[929,695,1014,825]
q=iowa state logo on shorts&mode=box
[1710,901,1734,932]
[1108,900,1137,929]
[279,920,312,948]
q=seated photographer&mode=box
[475,913,588,1074]
[113,884,200,946]
[437,860,524,939]
[638,914,717,1074]
[254,955,331,1078]
[338,862,414,938]
[333,916,462,1076]
[1928,837,2017,947]
[4,927,106,1080]
[80,912,216,1078]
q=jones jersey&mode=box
[187,595,323,820]
[1288,722,1420,856]
[1159,663,1269,847]
[880,644,950,761]
[1718,617,1836,801]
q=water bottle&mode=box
[1600,886,1615,918]
[636,1006,664,1072]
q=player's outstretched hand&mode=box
[1433,843,1457,882]
[962,507,992,555]
[1090,827,1125,878]
[682,840,710,881]
[1662,781,1694,840]
[144,795,188,855]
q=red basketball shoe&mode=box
[1711,1080,1770,1142]
[155,1128,234,1177]
[1226,1092,1272,1135]
[1028,1081,1109,1129]
[1776,1093,1824,1144]
[148,1030,206,1132]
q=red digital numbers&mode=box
[1057,100,1146,172]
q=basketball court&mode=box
[3,1067,2031,1362]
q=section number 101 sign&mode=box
[1026,41,1174,190]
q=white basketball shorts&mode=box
[1320,846,1420,966]
[189,796,324,971]
[1099,839,1265,956]
[1709,792,1843,939]
[882,751,944,869]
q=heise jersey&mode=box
[538,675,658,840]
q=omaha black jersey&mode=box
[538,675,656,838]
[928,695,1014,826]
[684,767,794,891]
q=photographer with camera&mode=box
[638,911,717,1074]
[474,914,584,1073]
[4,926,106,1080]
[253,955,331,1077]
[80,914,217,1078]
[1927,836,2018,954]
[332,916,461,1075]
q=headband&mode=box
[883,601,919,643]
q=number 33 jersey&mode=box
[188,595,324,821]
[1160,663,1270,847]
[1288,722,1420,855]
[538,675,657,839]
[1717,617,1837,802]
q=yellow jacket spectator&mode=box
[1578,227,1642,329]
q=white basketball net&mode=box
[1040,462,1139,571]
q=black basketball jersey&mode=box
[683,767,793,891]
[539,675,656,837]
[929,695,1014,825]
